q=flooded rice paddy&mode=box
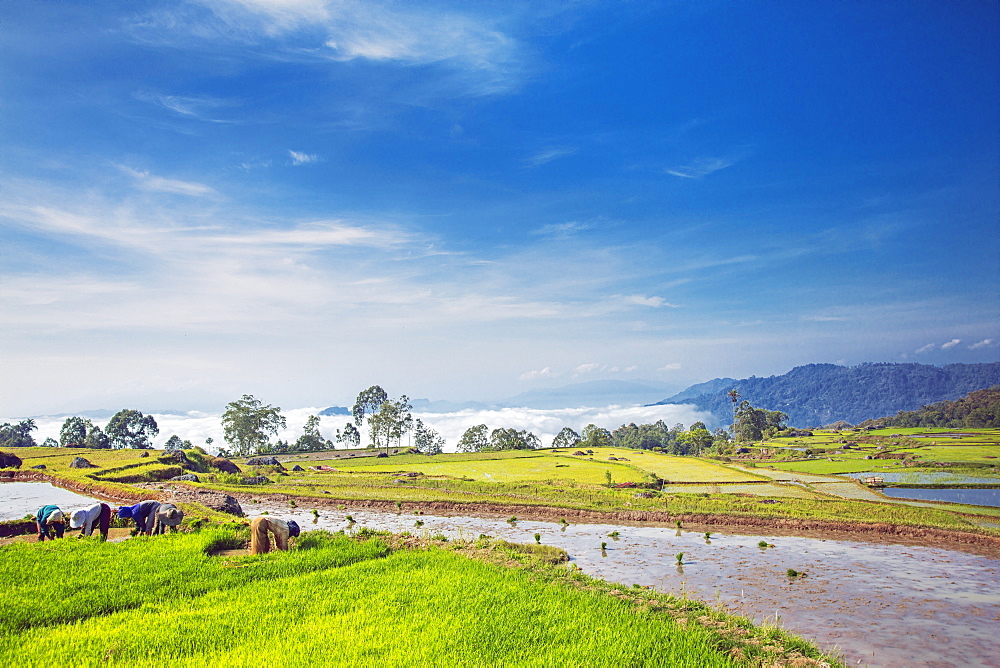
[879,487,1000,507]
[246,501,1000,668]
[0,482,108,521]
[3,482,998,666]
[843,471,1000,485]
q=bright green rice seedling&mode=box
[534,534,541,544]
[676,552,684,565]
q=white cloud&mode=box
[666,156,736,179]
[622,295,679,308]
[940,338,961,350]
[289,150,319,165]
[177,0,525,96]
[121,167,216,197]
[531,220,596,239]
[524,146,576,167]
[969,339,994,350]
[914,343,936,354]
[519,367,557,381]
[658,363,682,371]
[574,363,600,374]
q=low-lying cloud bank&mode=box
[15,403,712,455]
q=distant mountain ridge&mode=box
[655,362,1000,428]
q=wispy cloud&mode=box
[289,150,320,165]
[530,220,596,239]
[621,295,679,308]
[916,339,963,354]
[520,367,557,381]
[121,167,216,197]
[133,90,238,123]
[666,156,737,179]
[658,363,682,371]
[523,146,576,167]
[161,1,526,96]
[969,338,994,350]
[574,363,599,375]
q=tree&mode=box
[677,423,712,455]
[336,423,361,449]
[581,424,612,448]
[295,415,326,452]
[457,424,489,453]
[85,424,110,449]
[353,385,388,428]
[163,435,185,451]
[41,437,58,448]
[221,394,286,457]
[368,396,413,453]
[552,427,581,449]
[106,410,159,449]
[727,388,741,422]
[489,428,540,451]
[733,401,767,442]
[413,419,445,454]
[0,420,37,448]
[59,417,90,447]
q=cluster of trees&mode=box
[1,411,162,451]
[218,386,446,457]
[455,420,731,456]
[456,425,540,452]
[860,386,1000,429]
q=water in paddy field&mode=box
[843,471,1000,485]
[879,487,1000,507]
[246,502,1000,668]
[0,482,109,521]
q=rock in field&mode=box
[171,473,200,482]
[0,452,22,469]
[69,456,95,469]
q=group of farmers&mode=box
[34,501,299,554]
[35,499,185,541]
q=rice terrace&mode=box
[3,403,1000,667]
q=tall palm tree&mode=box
[727,389,741,429]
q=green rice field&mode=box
[0,526,837,667]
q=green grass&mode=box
[332,451,647,485]
[0,526,838,667]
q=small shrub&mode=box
[758,540,769,549]
[787,569,799,578]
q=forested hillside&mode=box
[656,362,1000,428]
[860,386,1000,428]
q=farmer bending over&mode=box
[69,502,113,540]
[117,500,161,535]
[150,502,184,535]
[249,516,300,555]
[35,505,66,541]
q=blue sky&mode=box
[2,0,998,417]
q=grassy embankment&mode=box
[0,525,838,667]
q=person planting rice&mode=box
[249,516,300,555]
[35,505,66,541]
[150,503,184,535]
[117,500,161,535]
[68,502,113,540]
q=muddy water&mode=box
[0,482,109,521]
[246,502,1000,668]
